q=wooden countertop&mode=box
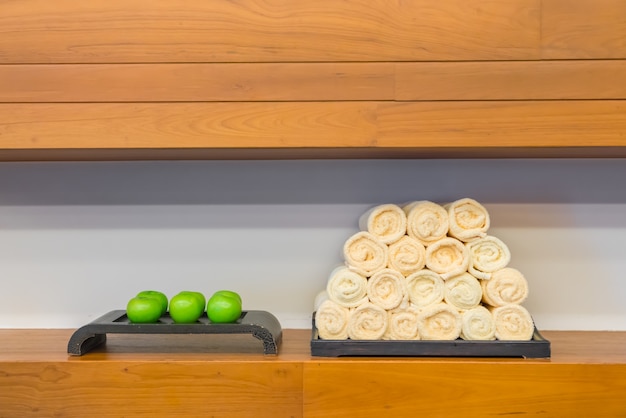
[1,329,625,363]
[1,329,625,417]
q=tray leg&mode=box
[251,328,280,355]
[67,331,107,356]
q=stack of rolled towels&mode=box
[314,198,535,342]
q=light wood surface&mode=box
[3,60,626,103]
[2,101,625,151]
[0,329,625,417]
[0,0,540,63]
[1,0,625,159]
[542,0,626,58]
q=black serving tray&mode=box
[68,310,282,356]
[310,312,550,358]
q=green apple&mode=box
[213,290,242,305]
[126,296,163,323]
[178,291,206,312]
[206,291,242,323]
[169,292,204,323]
[136,290,168,315]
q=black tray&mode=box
[310,312,550,358]
[68,310,282,356]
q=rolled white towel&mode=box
[405,269,445,308]
[315,298,351,340]
[326,266,369,308]
[383,304,420,340]
[466,235,511,280]
[444,272,483,311]
[347,302,388,340]
[424,237,470,280]
[366,268,407,310]
[445,198,490,242]
[402,200,449,246]
[343,231,389,276]
[491,304,535,341]
[359,204,407,244]
[481,267,529,307]
[387,235,426,276]
[460,306,496,341]
[416,302,462,340]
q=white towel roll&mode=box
[481,267,529,307]
[387,235,426,276]
[326,266,369,308]
[491,304,535,341]
[405,269,445,308]
[424,237,470,280]
[446,198,490,242]
[402,200,449,246]
[315,298,351,340]
[444,272,483,311]
[343,231,389,276]
[366,268,407,310]
[416,302,462,340]
[347,302,388,340]
[383,304,420,340]
[466,235,511,280]
[359,204,407,244]
[460,306,496,341]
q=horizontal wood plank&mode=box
[376,100,626,148]
[1,101,625,152]
[3,60,626,103]
[396,60,626,100]
[0,0,540,63]
[0,63,395,102]
[1,330,625,417]
[0,330,307,418]
[542,0,626,58]
[304,362,626,417]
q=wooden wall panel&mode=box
[303,362,626,418]
[4,60,626,103]
[0,103,379,149]
[395,60,626,100]
[1,0,625,159]
[0,362,302,417]
[0,63,395,102]
[542,0,626,58]
[0,0,540,64]
[376,101,626,148]
[2,101,625,151]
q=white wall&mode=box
[1,159,625,330]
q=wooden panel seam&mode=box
[2,60,626,103]
[1,101,625,150]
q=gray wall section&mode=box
[1,159,625,329]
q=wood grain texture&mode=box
[396,60,626,100]
[4,60,626,103]
[0,63,395,102]
[0,362,302,417]
[303,363,626,417]
[0,102,378,149]
[376,100,626,147]
[542,0,626,58]
[2,101,625,151]
[0,0,540,63]
[0,330,309,417]
[1,330,625,417]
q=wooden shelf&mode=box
[1,0,625,161]
[1,329,625,417]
